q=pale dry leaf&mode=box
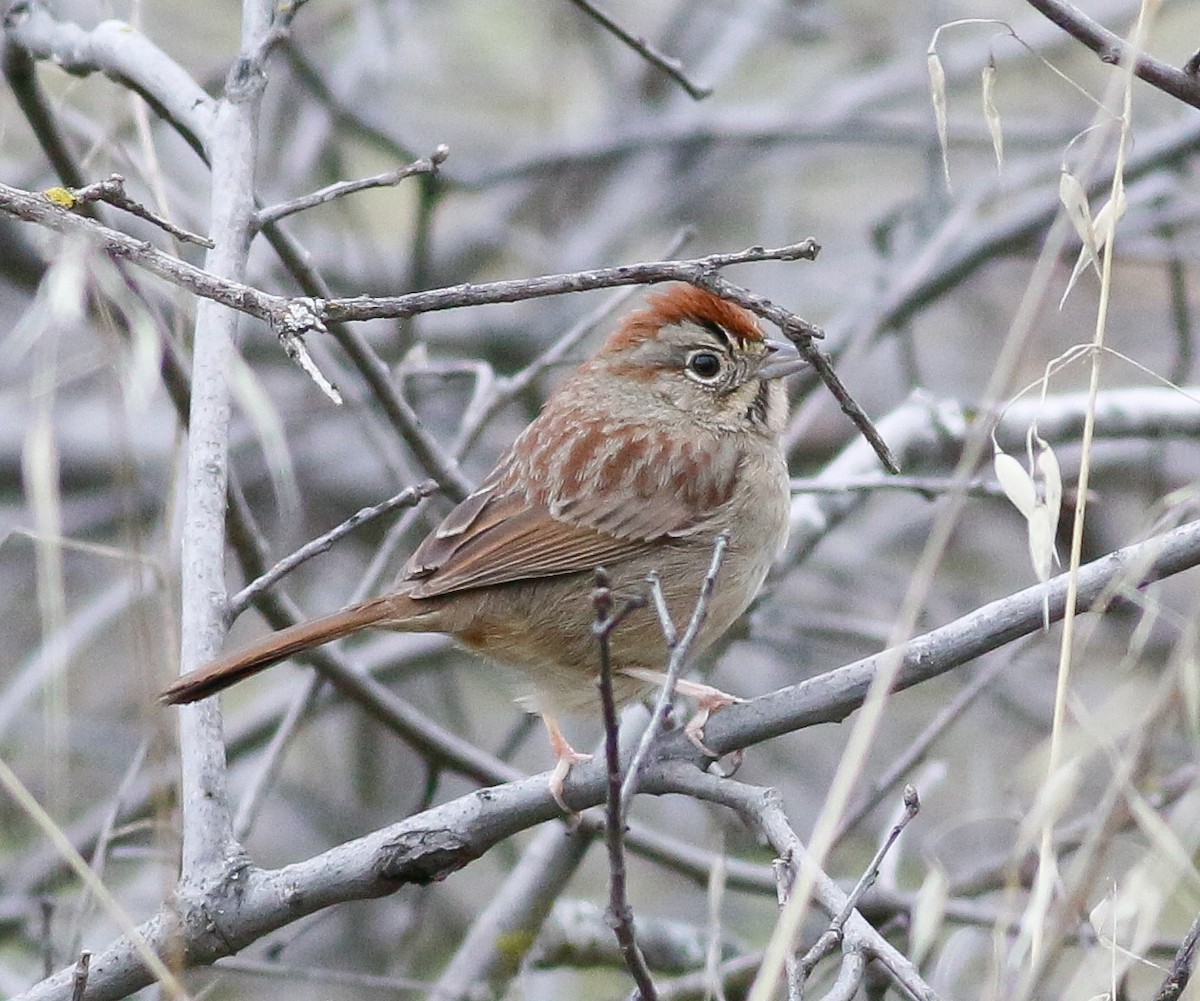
[1035,438,1063,554]
[1017,757,1081,850]
[1091,177,1127,255]
[1062,176,1128,307]
[994,448,1037,519]
[928,51,951,192]
[1059,168,1096,262]
[230,354,301,515]
[981,56,1003,174]
[1061,251,1092,309]
[1059,167,1102,306]
[1028,506,1056,585]
[911,865,949,965]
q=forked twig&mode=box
[593,571,657,1000]
[621,533,731,813]
[48,174,212,246]
[227,479,439,618]
[799,787,920,979]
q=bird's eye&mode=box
[686,351,723,381]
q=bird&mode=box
[162,284,803,807]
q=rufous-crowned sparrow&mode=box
[162,285,802,805]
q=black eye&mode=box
[687,351,722,380]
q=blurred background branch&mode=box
[3,0,1200,999]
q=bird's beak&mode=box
[758,338,806,380]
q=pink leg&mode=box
[620,669,742,754]
[543,714,592,811]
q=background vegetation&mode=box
[2,1,1200,999]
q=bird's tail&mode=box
[160,594,416,705]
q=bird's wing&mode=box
[401,417,742,599]
[403,492,651,597]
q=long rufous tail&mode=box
[160,594,413,705]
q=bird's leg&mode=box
[542,713,592,811]
[620,668,743,755]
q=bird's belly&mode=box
[447,526,779,718]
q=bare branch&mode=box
[2,4,218,161]
[0,183,818,341]
[800,788,920,980]
[252,146,449,229]
[1025,0,1200,109]
[564,0,712,100]
[593,571,658,1000]
[666,770,937,1001]
[227,479,439,618]
[621,533,730,812]
[15,516,1200,998]
[50,174,213,246]
[1153,907,1200,1001]
[174,0,284,877]
[701,515,1200,759]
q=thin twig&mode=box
[644,572,678,648]
[594,570,658,1001]
[227,479,439,618]
[1152,907,1200,1001]
[253,146,448,229]
[3,180,830,481]
[835,787,919,932]
[686,271,897,474]
[318,241,822,323]
[2,178,825,401]
[50,174,213,246]
[564,0,712,100]
[620,533,730,814]
[1024,0,1200,110]
[669,769,938,1001]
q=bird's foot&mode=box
[621,669,742,757]
[543,714,592,812]
[674,679,743,756]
